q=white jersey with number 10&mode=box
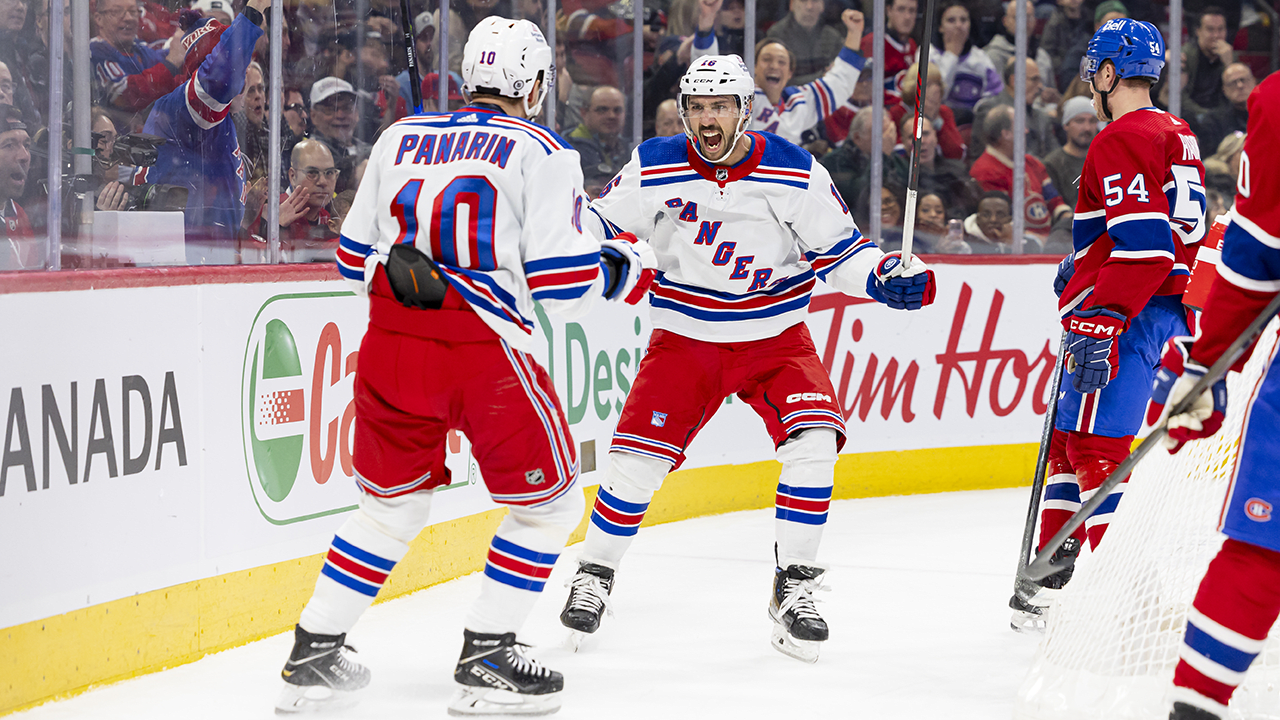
[336,106,605,351]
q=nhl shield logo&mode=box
[525,468,546,486]
[715,167,728,181]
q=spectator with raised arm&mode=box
[91,0,188,127]
[931,0,1002,117]
[693,0,865,145]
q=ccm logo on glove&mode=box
[1068,319,1120,336]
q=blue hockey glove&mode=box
[1065,306,1126,394]
[1053,254,1074,298]
[1145,337,1228,453]
[867,251,936,310]
[599,233,656,304]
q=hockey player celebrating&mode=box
[690,0,866,144]
[1148,71,1280,720]
[275,17,653,717]
[558,54,937,663]
[1010,19,1208,631]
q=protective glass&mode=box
[1080,55,1100,83]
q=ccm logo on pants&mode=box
[786,392,832,403]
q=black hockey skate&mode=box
[559,562,614,649]
[1170,701,1221,720]
[769,564,829,663]
[449,630,563,716]
[1010,537,1082,634]
[275,625,371,714]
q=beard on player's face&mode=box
[695,115,737,161]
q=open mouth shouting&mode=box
[698,123,726,157]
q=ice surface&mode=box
[14,488,1039,719]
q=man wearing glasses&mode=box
[307,76,369,193]
[272,139,340,247]
[91,0,187,125]
[568,85,629,181]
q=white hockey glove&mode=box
[1144,337,1228,453]
[600,233,657,305]
[866,251,937,310]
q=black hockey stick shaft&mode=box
[898,0,938,268]
[1021,290,1280,583]
[1013,330,1067,602]
[399,0,424,114]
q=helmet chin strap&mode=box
[1090,66,1121,121]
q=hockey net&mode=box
[1015,320,1280,720]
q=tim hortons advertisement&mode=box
[0,259,1059,628]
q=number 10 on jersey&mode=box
[392,176,499,271]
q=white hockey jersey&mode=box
[336,106,605,352]
[691,31,864,144]
[585,132,884,343]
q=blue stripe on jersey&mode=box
[1092,490,1123,518]
[598,488,651,514]
[1045,482,1082,502]
[483,565,547,592]
[491,535,559,565]
[777,482,833,499]
[525,252,600,274]
[806,235,873,279]
[590,512,640,536]
[338,264,364,281]
[1184,622,1260,672]
[651,293,811,322]
[1107,216,1175,254]
[758,131,814,171]
[1222,222,1280,283]
[656,268,815,300]
[741,176,808,190]
[836,46,865,71]
[637,134,691,167]
[1071,214,1107,253]
[531,286,592,301]
[640,172,703,188]
[443,269,535,330]
[589,206,622,238]
[339,234,371,254]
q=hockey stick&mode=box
[399,0,424,114]
[1012,330,1067,603]
[1021,290,1280,583]
[897,0,938,269]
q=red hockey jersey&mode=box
[1059,107,1208,321]
[1190,73,1280,369]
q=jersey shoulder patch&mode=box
[637,134,690,168]
[757,132,813,171]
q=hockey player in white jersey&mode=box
[558,54,937,663]
[275,17,653,717]
[691,0,866,144]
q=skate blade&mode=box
[770,623,820,664]
[567,630,588,653]
[447,686,562,716]
[1009,609,1047,635]
[274,682,361,714]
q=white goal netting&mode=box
[1014,320,1280,720]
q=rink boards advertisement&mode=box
[0,259,1058,633]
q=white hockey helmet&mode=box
[678,54,754,164]
[461,17,553,117]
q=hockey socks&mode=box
[1171,538,1280,716]
[1037,429,1088,560]
[774,429,837,566]
[299,511,411,636]
[580,452,668,568]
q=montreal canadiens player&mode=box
[558,54,937,663]
[1147,71,1280,720]
[1010,19,1208,631]
[275,17,652,717]
[690,0,866,144]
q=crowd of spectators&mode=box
[0,0,1271,270]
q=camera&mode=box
[95,132,167,169]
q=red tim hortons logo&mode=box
[1246,498,1273,522]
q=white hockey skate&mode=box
[769,565,830,663]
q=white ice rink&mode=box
[14,487,1041,719]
